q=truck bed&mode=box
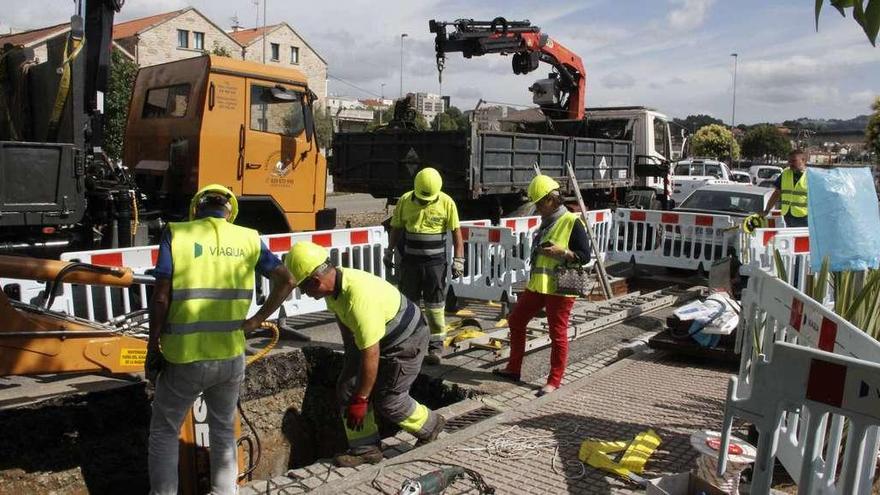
[330,128,633,202]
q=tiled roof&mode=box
[0,22,68,47]
[112,9,186,40]
[228,24,281,46]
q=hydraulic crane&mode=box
[429,17,586,120]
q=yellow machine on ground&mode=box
[0,254,272,494]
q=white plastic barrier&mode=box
[740,227,811,292]
[58,226,387,322]
[732,269,880,492]
[0,276,71,312]
[722,342,880,494]
[607,209,738,271]
[449,225,523,304]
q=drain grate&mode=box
[443,405,500,433]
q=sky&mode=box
[4,0,879,124]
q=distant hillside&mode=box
[781,115,870,132]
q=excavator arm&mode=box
[429,17,586,120]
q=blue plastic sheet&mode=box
[807,167,880,272]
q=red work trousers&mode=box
[505,289,575,388]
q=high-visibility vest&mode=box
[780,169,808,218]
[163,217,261,364]
[528,212,580,296]
[391,191,460,263]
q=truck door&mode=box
[242,80,315,213]
[199,74,246,195]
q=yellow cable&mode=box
[246,321,279,366]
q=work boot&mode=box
[333,447,383,467]
[424,350,442,365]
[415,415,446,447]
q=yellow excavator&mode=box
[0,254,269,493]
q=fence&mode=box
[448,225,523,304]
[731,269,880,492]
[607,209,738,271]
[740,227,812,292]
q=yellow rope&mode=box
[246,321,279,366]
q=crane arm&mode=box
[429,17,586,120]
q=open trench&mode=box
[0,345,471,494]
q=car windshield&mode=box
[732,173,751,183]
[679,190,764,214]
[757,168,779,178]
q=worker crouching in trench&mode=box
[493,175,592,396]
[287,241,446,467]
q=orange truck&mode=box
[125,54,334,235]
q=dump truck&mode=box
[330,18,681,220]
[0,2,332,258]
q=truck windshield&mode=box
[249,84,305,136]
[653,117,669,159]
[679,190,764,214]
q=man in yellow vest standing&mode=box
[385,167,464,365]
[145,184,294,495]
[762,149,809,228]
[288,241,445,467]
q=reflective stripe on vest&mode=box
[403,231,446,259]
[163,217,260,364]
[780,169,808,218]
[381,294,422,350]
[527,212,579,296]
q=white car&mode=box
[749,165,782,185]
[676,184,774,218]
[730,170,752,184]
[670,158,732,205]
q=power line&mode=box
[327,73,382,98]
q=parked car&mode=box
[748,165,783,185]
[670,158,733,205]
[757,173,781,189]
[730,170,752,184]
[676,184,774,218]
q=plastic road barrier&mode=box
[449,225,523,304]
[720,342,880,495]
[740,227,811,292]
[607,209,738,271]
[732,269,880,493]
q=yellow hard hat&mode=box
[189,184,239,222]
[414,167,442,201]
[286,241,330,285]
[527,175,560,203]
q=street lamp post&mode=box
[399,33,408,98]
[730,53,738,128]
[379,83,387,125]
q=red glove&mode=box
[346,395,369,430]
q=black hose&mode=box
[236,400,262,481]
[44,262,120,309]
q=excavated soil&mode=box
[0,345,465,494]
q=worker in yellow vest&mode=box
[762,149,809,228]
[145,184,294,495]
[385,167,464,365]
[288,241,446,467]
[493,175,591,396]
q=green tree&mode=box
[673,114,724,133]
[741,124,792,161]
[867,96,880,160]
[445,105,470,129]
[313,107,334,149]
[691,124,740,161]
[103,49,138,162]
[211,42,233,57]
[432,112,458,131]
[815,0,880,45]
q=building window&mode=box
[193,31,204,50]
[290,46,299,64]
[177,29,189,48]
[142,84,191,118]
[270,43,280,61]
[249,84,305,136]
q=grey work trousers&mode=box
[148,354,245,495]
[336,323,439,451]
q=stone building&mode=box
[230,23,328,104]
[413,92,446,123]
[112,8,242,67]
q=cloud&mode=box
[666,0,715,31]
[601,72,635,89]
[847,90,878,108]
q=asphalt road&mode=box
[326,193,387,215]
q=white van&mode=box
[749,165,783,185]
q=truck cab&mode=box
[125,55,334,236]
[584,106,676,208]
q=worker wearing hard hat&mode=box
[287,241,446,467]
[146,184,295,495]
[493,175,591,397]
[386,167,464,365]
